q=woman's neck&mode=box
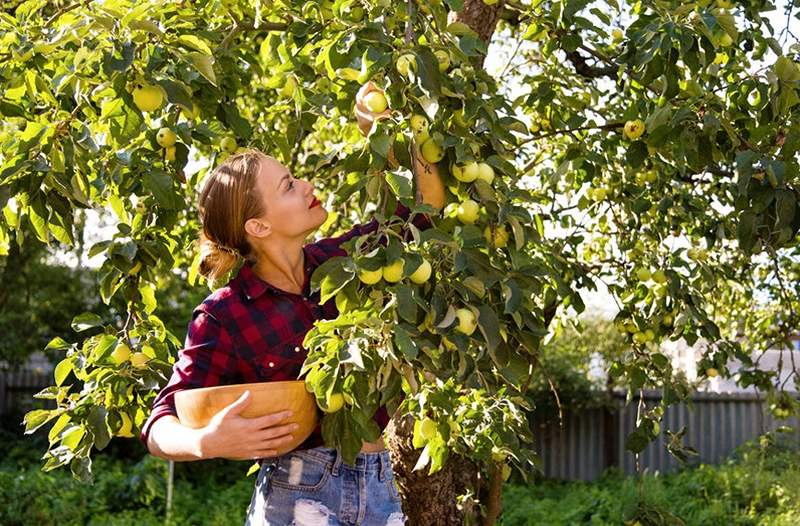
[250,240,306,295]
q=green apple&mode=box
[409,259,432,284]
[456,199,479,224]
[434,50,450,72]
[612,28,624,42]
[359,267,383,285]
[382,259,405,283]
[156,127,177,148]
[484,225,509,248]
[111,342,131,365]
[396,53,416,77]
[420,417,437,439]
[363,91,388,113]
[324,392,345,412]
[652,269,667,283]
[476,162,495,183]
[623,119,645,140]
[132,83,164,112]
[220,136,238,153]
[715,0,734,8]
[636,268,651,281]
[453,161,479,182]
[410,114,429,142]
[455,308,478,335]
[420,138,444,163]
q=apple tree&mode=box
[5,0,800,524]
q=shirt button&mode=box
[268,362,275,367]
[294,346,300,352]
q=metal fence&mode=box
[533,390,800,481]
[0,369,54,423]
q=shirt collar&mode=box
[238,245,318,301]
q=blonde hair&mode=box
[197,148,268,286]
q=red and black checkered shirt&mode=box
[140,203,432,454]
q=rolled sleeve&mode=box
[139,310,235,446]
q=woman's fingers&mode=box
[258,422,298,438]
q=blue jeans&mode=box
[244,446,407,525]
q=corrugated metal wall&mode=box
[533,391,800,481]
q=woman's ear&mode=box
[245,217,272,240]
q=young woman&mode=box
[139,83,446,525]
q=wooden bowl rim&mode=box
[174,379,310,396]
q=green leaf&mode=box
[71,312,103,332]
[24,409,57,434]
[395,284,418,324]
[394,325,419,360]
[177,34,213,55]
[144,169,181,209]
[54,358,73,387]
[185,52,217,85]
[737,210,757,253]
[477,305,500,353]
[139,282,157,314]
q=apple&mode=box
[434,50,450,72]
[382,259,405,283]
[220,136,238,153]
[364,91,388,113]
[456,199,479,224]
[455,308,478,335]
[715,0,734,8]
[359,267,383,285]
[344,4,364,21]
[324,392,345,412]
[706,367,719,378]
[623,119,645,140]
[111,342,131,365]
[484,225,509,248]
[409,259,432,284]
[453,161,479,182]
[130,352,149,368]
[476,162,495,183]
[410,114,429,142]
[636,268,651,281]
[132,83,164,112]
[420,137,444,163]
[420,417,437,439]
[396,54,416,77]
[117,412,135,438]
[652,269,667,283]
[156,127,177,148]
[747,90,762,107]
[453,108,470,128]
[612,28,624,42]
[165,146,176,161]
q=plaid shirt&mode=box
[140,203,433,454]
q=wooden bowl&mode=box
[174,380,318,456]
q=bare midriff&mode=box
[360,435,386,453]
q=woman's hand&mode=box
[197,390,300,460]
[355,81,392,137]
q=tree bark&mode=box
[387,4,508,524]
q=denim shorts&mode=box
[244,446,407,526]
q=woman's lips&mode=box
[309,197,320,208]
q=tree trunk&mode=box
[387,3,507,524]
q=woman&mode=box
[139,83,446,525]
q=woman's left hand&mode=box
[355,81,392,137]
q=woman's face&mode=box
[248,155,328,241]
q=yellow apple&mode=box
[359,267,383,285]
[484,225,509,248]
[652,269,667,283]
[476,162,495,183]
[410,114,429,142]
[612,28,624,42]
[623,119,645,140]
[706,367,719,377]
[364,91,389,113]
[409,259,432,284]
[636,268,651,281]
[132,83,164,112]
[455,308,478,335]
[420,137,444,163]
[382,259,405,283]
[111,342,131,365]
[456,199,479,224]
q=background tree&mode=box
[4,0,800,524]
